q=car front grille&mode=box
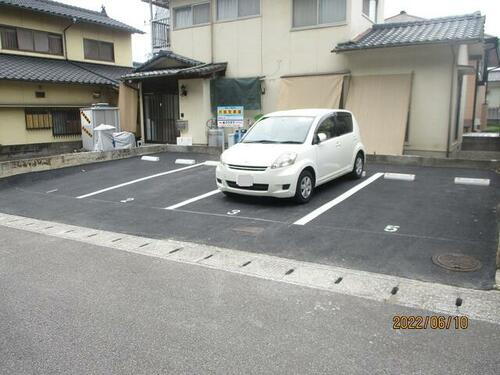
[228,164,267,172]
[226,181,269,191]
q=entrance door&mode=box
[143,93,179,144]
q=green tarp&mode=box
[210,77,261,112]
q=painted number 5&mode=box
[384,225,400,233]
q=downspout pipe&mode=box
[446,45,457,158]
[470,59,480,132]
[63,17,77,61]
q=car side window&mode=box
[316,116,335,140]
[333,112,353,137]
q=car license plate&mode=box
[236,175,253,187]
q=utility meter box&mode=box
[80,103,120,151]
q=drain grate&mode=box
[432,253,482,272]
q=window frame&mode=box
[291,0,348,31]
[362,0,378,23]
[173,2,211,30]
[215,0,261,23]
[0,25,63,56]
[314,115,336,143]
[83,38,115,62]
[25,107,81,136]
[332,112,353,137]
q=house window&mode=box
[25,108,81,136]
[217,0,260,21]
[363,0,378,22]
[84,39,115,62]
[25,109,53,130]
[293,0,346,28]
[174,3,210,29]
[0,26,63,55]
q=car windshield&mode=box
[242,116,314,144]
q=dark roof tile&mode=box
[0,53,132,86]
[123,63,228,80]
[0,0,143,33]
[335,13,485,52]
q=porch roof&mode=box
[122,62,228,80]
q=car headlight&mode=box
[271,152,297,169]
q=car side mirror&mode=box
[316,133,327,143]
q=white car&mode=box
[216,109,366,203]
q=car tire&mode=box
[350,153,364,179]
[294,170,314,204]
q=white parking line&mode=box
[76,163,207,199]
[293,173,384,226]
[454,177,490,186]
[165,189,221,210]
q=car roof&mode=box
[264,109,349,118]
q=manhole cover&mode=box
[432,253,482,272]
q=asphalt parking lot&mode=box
[0,151,498,289]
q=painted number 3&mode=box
[384,225,400,233]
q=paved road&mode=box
[0,153,498,289]
[1,226,499,375]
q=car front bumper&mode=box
[215,163,299,198]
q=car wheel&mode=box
[350,153,364,179]
[294,170,314,204]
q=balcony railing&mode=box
[152,20,170,49]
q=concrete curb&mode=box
[0,144,220,179]
[1,145,499,179]
[367,154,500,171]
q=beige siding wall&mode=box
[0,81,117,146]
[178,78,212,145]
[170,0,384,141]
[345,44,455,155]
[0,7,133,67]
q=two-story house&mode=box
[0,0,142,157]
[124,0,499,157]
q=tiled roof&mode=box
[0,53,132,86]
[123,63,228,80]
[133,50,203,72]
[335,12,485,52]
[0,0,143,34]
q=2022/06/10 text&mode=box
[393,315,469,330]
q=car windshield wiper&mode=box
[279,141,302,144]
[243,140,279,143]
